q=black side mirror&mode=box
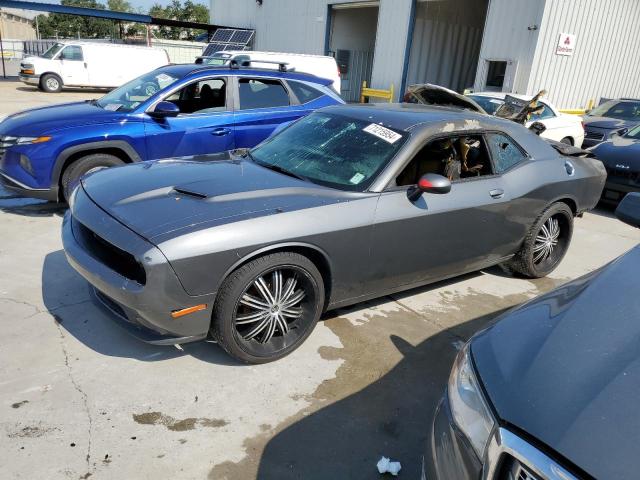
[529,121,546,136]
[408,173,451,201]
[149,101,180,118]
[615,192,640,228]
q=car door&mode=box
[368,133,517,292]
[144,76,235,160]
[58,45,88,86]
[232,75,307,148]
[526,101,566,141]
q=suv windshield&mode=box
[40,43,64,59]
[96,70,182,112]
[249,112,407,191]
[588,100,640,121]
[625,124,640,139]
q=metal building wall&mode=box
[528,0,640,108]
[210,0,412,100]
[473,0,545,94]
[406,0,488,93]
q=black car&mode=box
[582,98,640,147]
[591,124,640,204]
[425,192,640,480]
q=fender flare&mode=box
[51,140,142,188]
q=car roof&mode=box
[156,63,332,85]
[318,103,509,132]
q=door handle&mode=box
[211,128,230,136]
[489,189,504,199]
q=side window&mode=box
[239,78,290,110]
[529,102,555,121]
[486,133,527,173]
[61,46,83,61]
[288,80,323,104]
[395,134,493,187]
[165,78,227,114]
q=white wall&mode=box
[528,0,640,108]
[473,0,545,94]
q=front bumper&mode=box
[62,187,214,344]
[424,393,483,480]
[0,170,58,201]
[19,73,40,86]
[600,177,640,204]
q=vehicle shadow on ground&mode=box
[250,312,503,480]
[0,193,66,217]
[41,249,241,366]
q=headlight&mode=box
[0,136,52,148]
[447,343,495,459]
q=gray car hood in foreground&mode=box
[472,246,640,479]
[81,156,352,243]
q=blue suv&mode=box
[0,64,343,201]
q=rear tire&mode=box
[40,73,62,93]
[560,137,573,146]
[211,252,324,364]
[505,202,573,278]
[61,153,124,202]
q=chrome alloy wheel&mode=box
[533,216,560,264]
[234,269,306,344]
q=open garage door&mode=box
[327,2,379,102]
[406,0,489,93]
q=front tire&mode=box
[40,73,62,93]
[506,202,573,278]
[61,153,124,202]
[211,252,325,364]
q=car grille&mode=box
[0,136,17,154]
[75,220,147,285]
[584,130,605,141]
[502,457,541,480]
[605,166,640,185]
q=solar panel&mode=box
[202,42,228,56]
[230,30,254,44]
[210,28,234,42]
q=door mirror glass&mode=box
[615,192,640,228]
[408,173,451,200]
[149,101,180,118]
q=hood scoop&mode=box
[173,187,209,199]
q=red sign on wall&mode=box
[556,33,576,56]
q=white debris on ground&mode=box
[377,456,402,476]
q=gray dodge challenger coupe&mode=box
[62,103,606,363]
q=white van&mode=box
[19,42,170,93]
[197,50,341,93]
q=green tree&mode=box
[34,0,116,39]
[148,0,209,40]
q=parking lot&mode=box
[0,78,639,479]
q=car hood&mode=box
[81,155,354,243]
[583,115,636,131]
[0,101,127,136]
[590,136,640,170]
[472,246,640,479]
[403,84,487,114]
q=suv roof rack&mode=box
[195,54,293,73]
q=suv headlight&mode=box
[0,136,51,148]
[447,343,495,459]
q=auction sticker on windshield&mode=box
[363,123,403,144]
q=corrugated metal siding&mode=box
[369,0,413,98]
[473,0,545,94]
[528,0,640,108]
[210,0,372,54]
[406,0,488,92]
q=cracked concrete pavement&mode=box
[0,81,639,479]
